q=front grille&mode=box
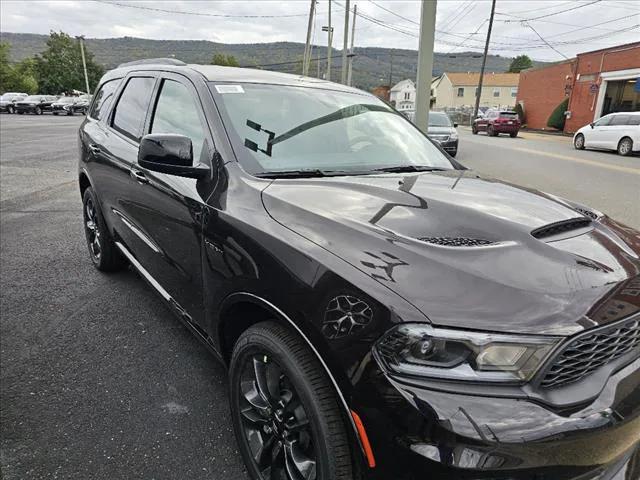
[531,218,592,239]
[541,316,640,388]
[419,236,495,247]
[430,135,450,142]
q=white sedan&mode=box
[573,111,640,156]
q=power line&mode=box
[498,0,603,23]
[92,0,313,18]
[524,22,569,60]
[367,0,418,25]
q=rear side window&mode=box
[150,79,207,161]
[90,79,121,121]
[610,115,630,126]
[628,116,640,126]
[111,77,155,141]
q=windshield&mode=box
[58,97,75,103]
[1,94,18,101]
[428,112,452,127]
[210,83,454,176]
[24,95,42,101]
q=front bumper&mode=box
[439,138,458,154]
[353,354,640,479]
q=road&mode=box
[1,114,639,479]
[456,127,640,228]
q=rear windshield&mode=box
[499,112,517,118]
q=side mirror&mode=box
[453,122,458,128]
[589,122,594,129]
[138,134,210,180]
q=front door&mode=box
[122,73,215,327]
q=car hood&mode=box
[262,170,640,335]
[427,126,455,136]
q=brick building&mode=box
[516,60,576,130]
[516,42,640,133]
[565,42,640,133]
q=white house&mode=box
[390,79,416,111]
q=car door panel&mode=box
[119,74,212,327]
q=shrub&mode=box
[514,103,525,123]
[547,98,569,130]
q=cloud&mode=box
[1,0,638,61]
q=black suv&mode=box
[14,95,58,114]
[78,59,640,480]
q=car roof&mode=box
[607,111,640,116]
[100,62,366,95]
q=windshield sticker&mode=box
[215,85,244,94]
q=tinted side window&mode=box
[628,116,640,126]
[610,115,630,126]
[595,116,611,127]
[112,77,155,141]
[90,79,122,121]
[150,79,207,161]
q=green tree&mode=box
[514,102,525,124]
[547,97,569,130]
[211,53,239,67]
[34,31,103,94]
[0,42,38,93]
[507,55,533,73]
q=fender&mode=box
[217,291,367,460]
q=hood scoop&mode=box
[418,236,496,247]
[531,218,592,240]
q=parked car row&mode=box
[0,93,91,116]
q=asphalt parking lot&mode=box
[1,114,639,479]
[1,114,249,479]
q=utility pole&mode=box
[341,0,350,84]
[414,0,437,133]
[347,4,357,86]
[77,35,90,94]
[322,0,333,81]
[474,0,496,120]
[388,51,393,86]
[303,0,316,76]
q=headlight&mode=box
[374,324,559,384]
[449,131,458,140]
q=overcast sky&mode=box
[1,0,639,61]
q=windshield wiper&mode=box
[255,169,331,178]
[372,165,450,173]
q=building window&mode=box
[493,88,500,97]
[511,87,517,97]
[404,92,410,100]
[457,87,464,97]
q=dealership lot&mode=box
[0,115,638,479]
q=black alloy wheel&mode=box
[35,106,42,115]
[82,187,127,271]
[230,322,355,480]
[7,105,14,114]
[574,133,585,150]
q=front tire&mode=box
[574,133,585,150]
[35,106,42,115]
[617,137,633,156]
[82,187,127,272]
[230,321,355,480]
[472,124,478,135]
[7,105,14,114]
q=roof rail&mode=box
[117,58,187,68]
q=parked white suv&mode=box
[573,112,640,156]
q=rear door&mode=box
[607,114,631,149]
[121,73,214,326]
[93,74,158,259]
